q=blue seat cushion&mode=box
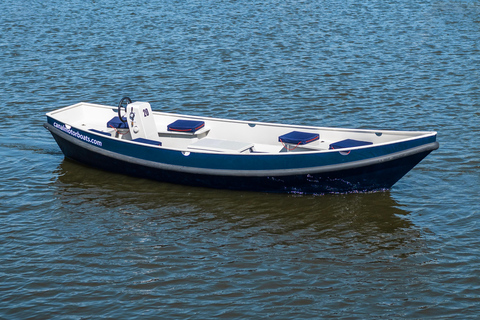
[279,131,319,145]
[167,120,205,133]
[132,138,162,146]
[329,139,372,149]
[107,116,128,129]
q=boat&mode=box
[44,97,439,194]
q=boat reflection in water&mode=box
[54,159,419,256]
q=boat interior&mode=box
[47,101,431,154]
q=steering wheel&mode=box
[117,97,132,124]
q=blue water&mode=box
[1,0,479,318]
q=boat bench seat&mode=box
[158,120,210,137]
[329,139,372,149]
[168,120,205,133]
[279,131,320,145]
[188,138,254,153]
[107,116,128,129]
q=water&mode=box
[1,0,479,318]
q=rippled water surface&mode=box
[1,0,479,318]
